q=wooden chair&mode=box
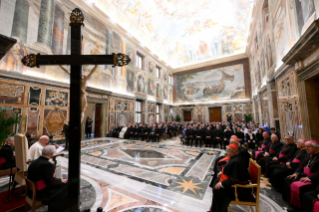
[228,158,261,212]
[24,177,44,212]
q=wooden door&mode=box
[209,107,222,122]
[184,111,192,121]
[94,104,102,137]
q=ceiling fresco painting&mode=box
[92,0,254,68]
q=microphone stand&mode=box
[5,157,14,203]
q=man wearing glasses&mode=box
[282,140,319,211]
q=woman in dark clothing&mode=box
[246,129,256,150]
[255,128,264,148]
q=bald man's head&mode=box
[42,145,55,158]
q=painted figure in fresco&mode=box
[0,39,27,73]
[127,51,135,66]
[156,84,161,98]
[301,0,316,24]
[148,62,154,73]
[137,75,144,93]
[148,80,154,95]
[266,35,273,68]
[59,65,98,123]
[127,71,134,92]
[199,40,208,55]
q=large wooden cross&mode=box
[22,8,130,212]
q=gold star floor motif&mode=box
[175,178,204,195]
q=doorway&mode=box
[85,103,102,138]
[184,111,192,121]
[209,107,222,122]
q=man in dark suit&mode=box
[0,137,15,170]
[148,124,158,142]
[214,125,224,148]
[27,145,68,212]
[204,127,214,148]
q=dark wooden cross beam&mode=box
[22,8,130,212]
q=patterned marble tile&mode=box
[110,164,175,186]
[160,167,185,175]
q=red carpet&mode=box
[0,188,26,212]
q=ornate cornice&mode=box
[283,19,319,65]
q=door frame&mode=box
[182,108,193,122]
[208,106,222,122]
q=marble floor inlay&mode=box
[53,138,287,211]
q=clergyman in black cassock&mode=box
[223,126,233,150]
[213,125,223,148]
[282,140,319,209]
[253,131,272,161]
[258,134,283,174]
[211,144,251,212]
[230,136,250,168]
[266,135,297,178]
[302,184,319,212]
[270,139,307,192]
[0,137,15,170]
[27,145,68,212]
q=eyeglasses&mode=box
[305,146,314,148]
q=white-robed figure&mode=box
[28,135,62,178]
[119,126,128,139]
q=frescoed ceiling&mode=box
[89,0,255,69]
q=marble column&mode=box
[51,5,64,55]
[37,0,54,47]
[144,100,148,123]
[257,95,263,125]
[266,81,275,128]
[0,0,16,37]
[11,0,29,43]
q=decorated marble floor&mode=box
[0,137,287,212]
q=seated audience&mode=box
[302,184,319,212]
[119,125,127,139]
[213,125,223,148]
[255,128,264,148]
[253,131,271,161]
[162,125,171,140]
[246,129,256,150]
[235,126,245,144]
[29,136,59,161]
[223,126,233,150]
[27,145,68,212]
[270,139,307,192]
[270,127,281,141]
[204,127,214,148]
[266,135,297,178]
[211,144,251,212]
[0,137,15,170]
[282,140,319,210]
[195,125,204,147]
[230,136,250,167]
[257,134,283,173]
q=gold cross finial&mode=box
[22,54,37,68]
[70,8,84,23]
